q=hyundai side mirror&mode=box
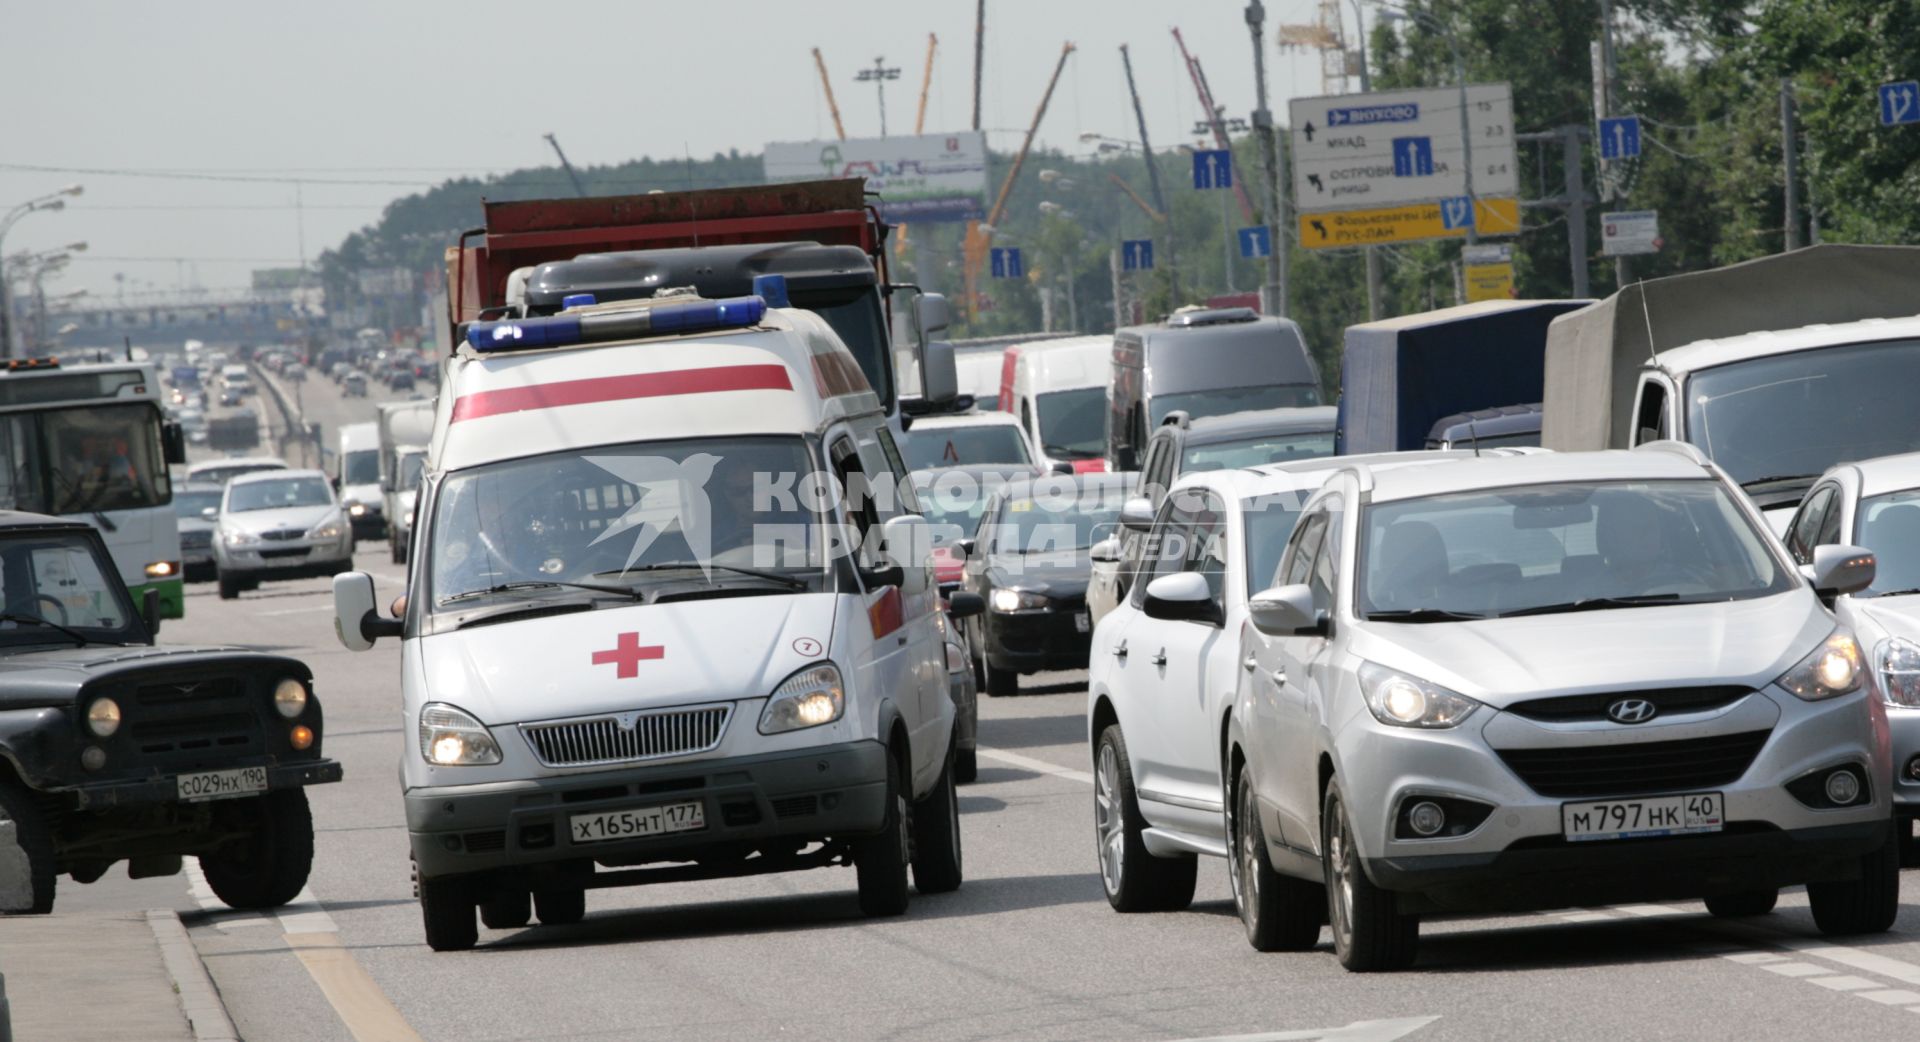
[1249,584,1322,636]
[332,571,400,651]
[1806,544,1876,598]
[1142,572,1221,625]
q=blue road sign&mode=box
[1237,226,1271,259]
[1192,149,1233,190]
[1440,197,1475,231]
[1598,116,1641,159]
[1391,137,1434,177]
[990,247,1023,279]
[1325,102,1419,127]
[1880,81,1920,126]
[1121,240,1154,271]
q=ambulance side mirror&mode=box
[333,571,400,651]
[880,514,932,596]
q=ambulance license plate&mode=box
[570,801,705,844]
[176,766,269,803]
[1075,612,1090,632]
[1561,791,1723,842]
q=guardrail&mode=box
[248,362,320,469]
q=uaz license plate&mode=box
[570,800,706,844]
[1562,791,1723,842]
[176,766,268,803]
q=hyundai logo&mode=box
[1607,698,1658,724]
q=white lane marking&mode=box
[258,605,334,616]
[1723,951,1787,965]
[1764,936,1920,989]
[1760,961,1832,978]
[977,745,1095,786]
[1808,975,1880,991]
[1166,1017,1440,1042]
[1858,989,1920,1005]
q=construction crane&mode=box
[971,0,986,132]
[963,41,1076,319]
[1107,172,1163,223]
[812,47,847,141]
[1171,27,1257,221]
[1121,43,1179,295]
[915,33,938,134]
[542,133,587,197]
[1278,0,1355,95]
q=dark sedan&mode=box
[962,472,1130,695]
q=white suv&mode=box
[1086,453,1466,911]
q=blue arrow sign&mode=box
[1880,81,1920,126]
[1122,240,1154,271]
[1439,197,1475,231]
[1598,116,1641,159]
[1390,137,1434,177]
[1237,226,1271,259]
[1192,149,1233,190]
[990,247,1023,279]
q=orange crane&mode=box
[914,33,938,135]
[1171,27,1257,221]
[1108,172,1163,223]
[813,47,847,141]
[964,41,1076,318]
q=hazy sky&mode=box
[2,0,1360,300]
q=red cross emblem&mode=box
[590,632,665,678]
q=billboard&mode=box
[763,132,988,223]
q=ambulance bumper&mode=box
[405,739,891,879]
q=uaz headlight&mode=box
[1777,629,1864,702]
[1358,662,1482,729]
[419,703,501,765]
[85,697,121,737]
[273,677,309,719]
[759,663,844,734]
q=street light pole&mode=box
[855,58,902,137]
[0,184,84,358]
[1245,0,1289,317]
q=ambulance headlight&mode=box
[419,703,501,765]
[759,663,844,734]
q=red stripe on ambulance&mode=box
[451,364,793,422]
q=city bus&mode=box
[0,358,188,618]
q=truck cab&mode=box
[1625,315,1920,533]
[333,284,974,950]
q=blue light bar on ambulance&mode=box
[465,295,768,352]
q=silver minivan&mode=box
[1222,446,1896,970]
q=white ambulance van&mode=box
[331,280,977,950]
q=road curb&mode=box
[145,908,240,1042]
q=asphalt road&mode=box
[44,370,1920,1041]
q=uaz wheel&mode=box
[199,789,313,910]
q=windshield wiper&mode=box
[1044,444,1099,460]
[1498,593,1684,618]
[1363,608,1487,622]
[0,612,96,646]
[439,579,643,605]
[1870,588,1920,598]
[600,562,807,590]
[1739,474,1816,490]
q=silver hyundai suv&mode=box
[1221,445,1896,971]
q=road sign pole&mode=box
[1220,187,1235,292]
[1245,0,1287,317]
[1563,125,1590,299]
[1782,77,1801,251]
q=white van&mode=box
[332,284,975,950]
[336,421,385,539]
[1000,335,1111,473]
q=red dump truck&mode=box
[443,177,954,437]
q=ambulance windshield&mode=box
[427,435,833,609]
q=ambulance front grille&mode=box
[521,705,732,768]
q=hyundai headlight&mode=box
[991,588,1049,612]
[419,703,502,765]
[1358,662,1482,729]
[1777,629,1865,702]
[1876,637,1920,708]
[759,663,844,734]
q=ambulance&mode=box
[331,277,976,951]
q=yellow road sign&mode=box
[1298,197,1522,249]
[1464,262,1516,301]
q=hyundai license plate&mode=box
[1562,791,1723,842]
[570,800,705,844]
[176,766,268,803]
[1075,612,1090,633]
